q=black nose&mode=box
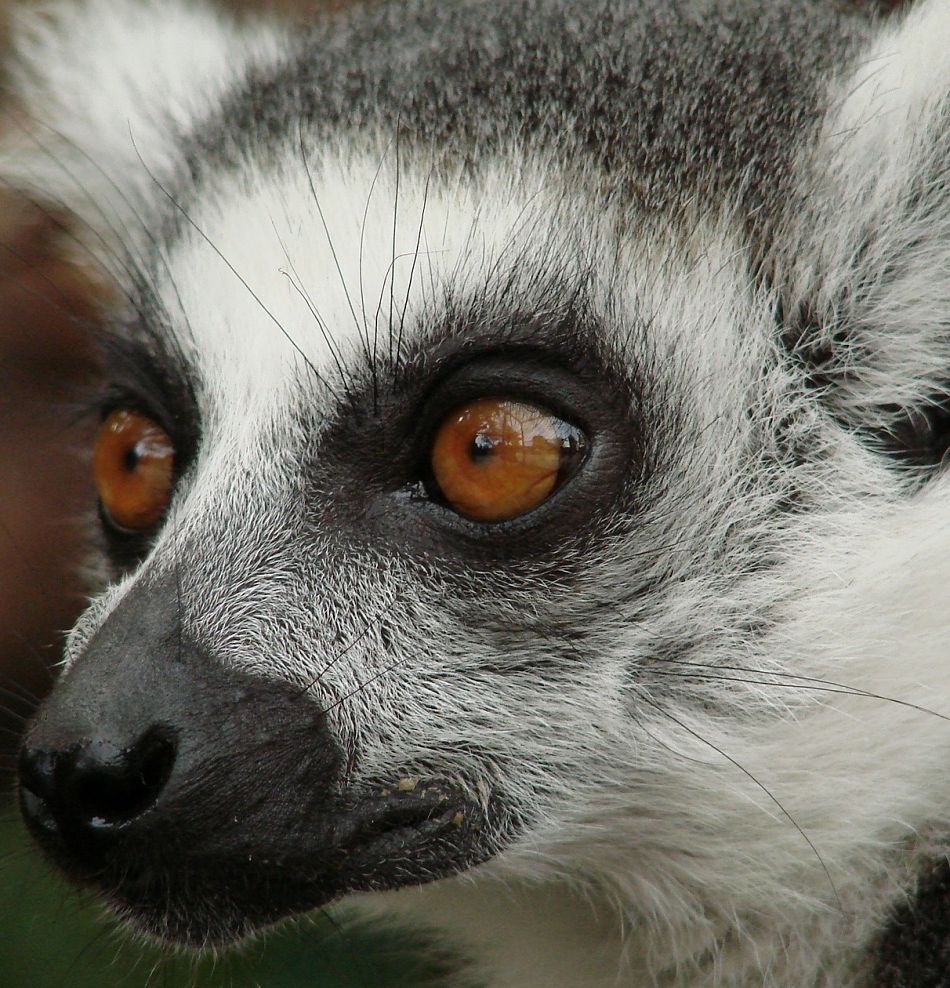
[19,728,177,842]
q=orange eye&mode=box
[430,398,587,522]
[93,409,175,533]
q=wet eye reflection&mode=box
[430,397,587,522]
[93,409,175,533]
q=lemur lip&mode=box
[86,792,491,949]
[332,787,482,859]
[344,798,460,844]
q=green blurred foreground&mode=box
[0,806,449,988]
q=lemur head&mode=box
[7,0,950,979]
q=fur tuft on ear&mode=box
[783,0,950,464]
[0,0,284,265]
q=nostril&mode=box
[72,728,177,829]
[19,727,178,840]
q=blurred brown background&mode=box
[0,0,912,775]
[0,0,342,775]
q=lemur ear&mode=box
[782,0,950,463]
[0,0,282,267]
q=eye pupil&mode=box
[469,433,498,463]
[93,409,175,534]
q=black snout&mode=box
[17,571,486,946]
[18,572,344,922]
[19,727,176,842]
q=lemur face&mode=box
[10,0,950,982]
[19,155,669,943]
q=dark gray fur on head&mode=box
[195,0,869,218]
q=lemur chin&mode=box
[5,0,950,984]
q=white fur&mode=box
[2,0,283,279]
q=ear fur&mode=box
[0,0,281,265]
[784,0,950,455]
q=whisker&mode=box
[0,660,49,698]
[372,247,449,369]
[129,131,328,389]
[270,217,350,402]
[657,659,950,724]
[638,692,841,910]
[5,106,213,369]
[480,186,547,288]
[296,121,368,364]
[277,268,348,406]
[0,697,32,722]
[394,163,432,378]
[0,234,109,332]
[1,109,152,291]
[318,653,412,717]
[296,601,396,697]
[1,626,58,686]
[387,120,401,387]
[361,136,396,361]
[14,108,208,347]
[0,177,136,309]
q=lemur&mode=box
[4,0,950,984]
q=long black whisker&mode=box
[638,692,842,911]
[361,136,396,359]
[0,234,114,329]
[371,247,449,368]
[0,659,49,698]
[12,109,202,344]
[0,625,57,686]
[0,690,34,718]
[394,164,431,379]
[0,117,206,358]
[318,653,412,717]
[656,660,950,724]
[270,218,350,403]
[0,178,138,310]
[296,602,395,697]
[480,186,547,289]
[0,119,147,291]
[296,121,368,361]
[129,133,327,389]
[385,120,403,399]
[278,269,349,406]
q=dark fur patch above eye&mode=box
[99,333,199,453]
